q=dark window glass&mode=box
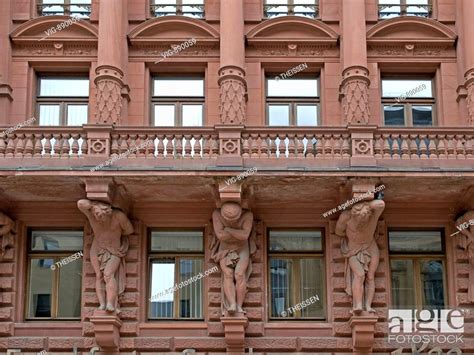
[389,230,442,253]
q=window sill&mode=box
[265,322,332,329]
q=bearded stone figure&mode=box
[456,210,474,302]
[335,198,385,315]
[78,199,134,314]
[210,202,257,315]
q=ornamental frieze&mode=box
[131,43,219,58]
[247,43,338,57]
[368,43,454,58]
[13,43,96,57]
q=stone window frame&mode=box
[267,228,327,321]
[377,0,434,19]
[265,75,320,126]
[381,76,437,127]
[388,228,448,310]
[147,228,206,321]
[25,228,84,321]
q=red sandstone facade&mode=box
[0,0,473,354]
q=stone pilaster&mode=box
[465,69,474,125]
[341,67,371,125]
[459,1,474,125]
[95,66,124,125]
[0,0,12,123]
[218,66,247,125]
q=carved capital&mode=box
[349,314,378,354]
[220,316,249,354]
[340,66,371,125]
[80,178,131,214]
[95,65,124,125]
[218,66,247,125]
[465,69,474,126]
[90,310,123,351]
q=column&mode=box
[340,0,370,125]
[0,0,12,123]
[460,0,474,125]
[95,0,128,124]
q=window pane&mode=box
[67,105,88,126]
[379,0,401,18]
[150,260,175,318]
[41,0,65,15]
[269,230,322,252]
[389,231,443,253]
[57,259,82,317]
[300,258,324,318]
[421,260,445,309]
[407,0,429,16]
[31,231,83,251]
[153,79,204,97]
[270,258,293,317]
[151,231,203,252]
[39,105,60,126]
[384,105,405,126]
[412,105,433,126]
[39,79,89,97]
[179,258,203,318]
[182,104,203,126]
[265,0,288,17]
[390,259,415,309]
[28,258,54,318]
[268,79,318,97]
[381,80,432,98]
[296,105,318,126]
[268,105,290,126]
[154,105,175,126]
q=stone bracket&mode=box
[220,316,249,354]
[80,177,131,213]
[84,124,113,158]
[215,125,244,167]
[349,314,378,354]
[348,125,377,167]
[90,310,123,351]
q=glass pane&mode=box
[41,0,65,15]
[39,105,60,126]
[153,79,204,97]
[150,260,175,318]
[296,105,318,126]
[183,0,204,17]
[381,79,432,98]
[39,79,89,97]
[154,105,175,126]
[67,105,88,126]
[269,230,322,252]
[379,0,401,18]
[268,79,318,97]
[407,0,429,16]
[28,258,54,318]
[182,104,203,126]
[390,259,415,309]
[421,260,445,309]
[151,231,203,252]
[57,259,82,317]
[270,258,293,317]
[179,258,203,318]
[31,230,83,251]
[412,105,433,126]
[389,231,443,252]
[383,105,405,126]
[70,0,92,18]
[300,258,324,318]
[268,105,289,126]
[265,0,288,17]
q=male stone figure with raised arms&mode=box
[78,199,134,313]
[335,196,385,315]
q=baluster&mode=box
[184,135,192,158]
[333,135,342,158]
[135,134,146,157]
[287,133,296,158]
[202,134,210,158]
[33,134,43,157]
[391,134,401,159]
[145,135,155,157]
[210,134,219,157]
[374,134,382,159]
[175,134,183,158]
[163,135,172,158]
[419,134,428,159]
[81,134,88,156]
[306,134,315,158]
[43,134,52,157]
[15,134,25,158]
[278,134,286,158]
[60,134,71,157]
[260,134,269,157]
[455,135,465,159]
[250,134,259,158]
[323,134,332,157]
[128,134,138,158]
[446,134,456,159]
[119,134,128,154]
[465,135,473,159]
[194,135,202,158]
[269,134,277,158]
[157,135,165,158]
[400,134,409,159]
[5,134,15,158]
[428,134,437,159]
[315,134,323,157]
[408,134,418,159]
[382,134,391,158]
[342,134,350,158]
[0,135,6,157]
[71,134,80,156]
[111,134,119,156]
[296,134,304,158]
[242,134,250,158]
[437,135,446,159]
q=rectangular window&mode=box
[378,0,432,19]
[27,230,83,319]
[264,0,319,18]
[267,77,319,126]
[152,78,204,126]
[149,230,204,319]
[38,0,92,18]
[268,230,325,320]
[151,0,205,18]
[381,78,434,126]
[37,77,89,126]
[389,230,446,310]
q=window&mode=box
[152,78,204,126]
[268,230,325,319]
[149,230,204,319]
[36,77,89,126]
[378,0,432,19]
[264,0,319,18]
[151,0,205,18]
[381,78,434,126]
[266,77,319,126]
[389,230,446,310]
[38,0,92,17]
[26,230,83,319]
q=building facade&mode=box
[0,0,473,354]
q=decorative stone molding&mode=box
[90,310,123,351]
[218,66,247,125]
[455,209,474,302]
[340,66,371,125]
[84,125,113,157]
[220,316,249,353]
[465,69,474,126]
[348,126,377,167]
[94,66,124,125]
[349,314,378,354]
[215,125,243,166]
[0,212,14,259]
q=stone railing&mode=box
[0,125,471,170]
